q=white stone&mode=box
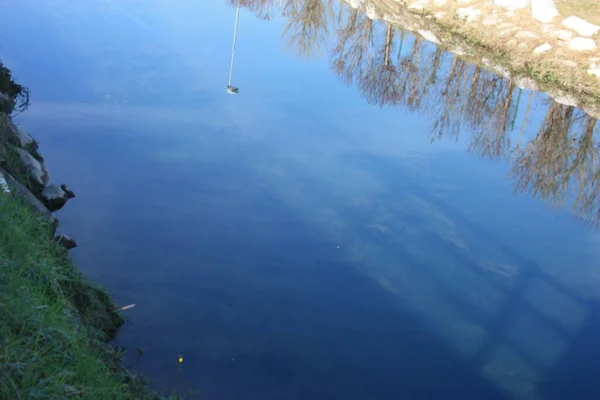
[514,77,539,91]
[433,11,446,19]
[533,43,552,53]
[456,7,482,22]
[568,37,597,51]
[345,0,366,8]
[494,0,528,9]
[483,15,500,25]
[408,2,425,11]
[433,0,448,5]
[481,58,511,78]
[364,3,383,20]
[562,16,600,37]
[418,30,441,44]
[553,30,573,41]
[531,0,559,23]
[553,93,578,107]
[515,30,539,38]
[589,68,600,77]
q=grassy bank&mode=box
[0,192,161,399]
[0,62,167,399]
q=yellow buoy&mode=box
[177,356,184,364]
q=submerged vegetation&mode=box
[229,0,600,229]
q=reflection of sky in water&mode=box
[4,1,600,399]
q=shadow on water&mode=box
[221,1,600,399]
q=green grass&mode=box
[0,192,162,400]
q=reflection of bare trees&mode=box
[228,0,600,228]
[512,106,600,227]
[331,7,374,85]
[282,0,334,58]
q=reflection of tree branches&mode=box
[467,84,516,159]
[283,0,333,58]
[331,8,374,85]
[231,0,600,228]
[226,0,278,20]
[510,104,600,226]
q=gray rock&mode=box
[60,184,75,199]
[41,184,73,212]
[0,113,38,151]
[0,167,58,232]
[56,234,77,250]
[16,147,49,188]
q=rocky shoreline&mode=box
[0,63,163,399]
[0,93,76,239]
[342,0,600,118]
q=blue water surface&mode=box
[3,1,600,399]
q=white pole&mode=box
[228,1,241,87]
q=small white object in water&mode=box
[120,304,136,311]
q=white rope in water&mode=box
[228,1,241,87]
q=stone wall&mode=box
[341,0,600,119]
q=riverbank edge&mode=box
[342,0,600,119]
[0,63,164,399]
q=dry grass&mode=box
[555,0,600,26]
[416,0,600,108]
[437,16,600,102]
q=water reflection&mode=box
[4,1,600,399]
[229,0,600,229]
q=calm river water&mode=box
[3,1,600,399]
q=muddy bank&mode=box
[341,0,600,118]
